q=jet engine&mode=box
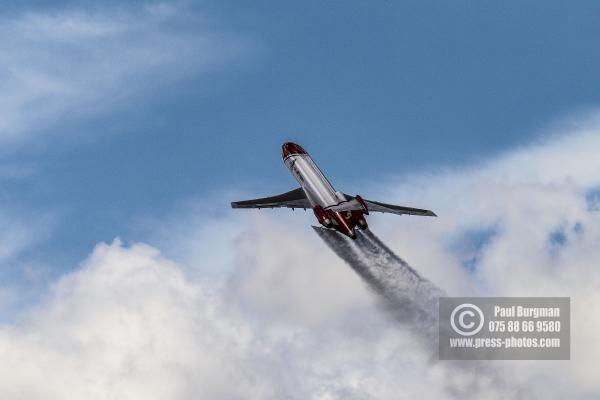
[313,205,333,228]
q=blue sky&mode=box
[2,1,600,283]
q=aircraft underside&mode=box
[313,205,368,239]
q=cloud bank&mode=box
[0,239,446,399]
[2,115,600,398]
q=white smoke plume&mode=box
[313,227,442,342]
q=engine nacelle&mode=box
[313,205,333,228]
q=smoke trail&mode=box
[314,227,524,399]
[313,227,443,347]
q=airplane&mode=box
[231,142,436,239]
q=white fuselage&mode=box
[283,153,345,208]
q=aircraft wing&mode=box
[231,187,311,209]
[361,199,437,216]
[330,194,437,217]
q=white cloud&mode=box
[0,240,252,399]
[0,239,448,400]
[0,3,248,143]
[2,115,600,398]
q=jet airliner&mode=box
[231,142,436,239]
